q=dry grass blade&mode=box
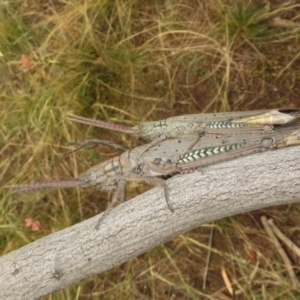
[267,219,300,258]
[261,216,300,289]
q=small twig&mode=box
[277,0,297,8]
[248,258,261,283]
[261,216,300,289]
[268,219,300,258]
[221,266,233,296]
[271,17,300,29]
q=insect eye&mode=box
[88,171,97,181]
[138,124,149,134]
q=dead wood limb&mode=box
[1,146,300,299]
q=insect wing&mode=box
[176,138,274,172]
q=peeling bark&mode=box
[1,147,300,299]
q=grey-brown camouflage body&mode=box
[5,122,300,228]
[138,122,300,174]
[66,108,300,140]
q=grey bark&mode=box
[1,147,300,299]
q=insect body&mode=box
[5,123,300,228]
[139,123,300,174]
[4,142,173,229]
[66,108,300,158]
[183,125,300,172]
[66,108,300,140]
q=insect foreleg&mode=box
[142,177,174,212]
[95,179,127,230]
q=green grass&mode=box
[1,0,300,298]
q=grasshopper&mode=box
[66,108,300,158]
[4,142,172,230]
[137,122,300,174]
[174,128,300,173]
[5,123,300,229]
[66,108,300,140]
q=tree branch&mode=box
[1,147,300,299]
